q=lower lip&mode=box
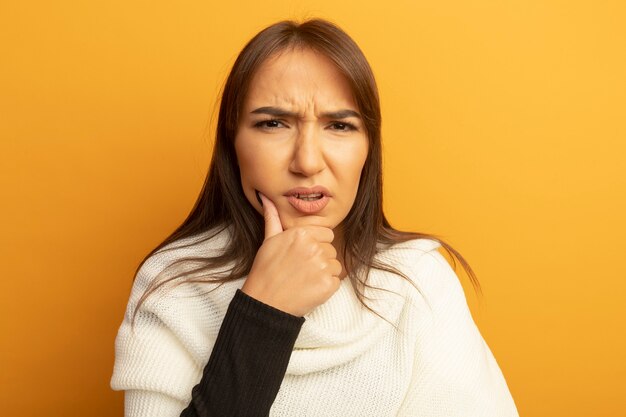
[287,195,330,214]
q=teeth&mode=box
[296,193,323,200]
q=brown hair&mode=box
[131,17,480,328]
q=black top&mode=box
[180,288,306,417]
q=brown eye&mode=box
[254,119,285,129]
[330,122,357,131]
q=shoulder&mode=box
[128,224,233,312]
[381,237,441,252]
[376,238,466,311]
[375,237,442,266]
[113,226,235,376]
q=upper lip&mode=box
[285,186,332,197]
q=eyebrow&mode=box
[250,106,362,120]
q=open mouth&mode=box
[287,194,329,214]
[295,193,324,201]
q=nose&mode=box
[288,123,326,176]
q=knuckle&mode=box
[292,229,307,243]
[327,275,341,292]
[320,274,335,290]
[307,244,320,257]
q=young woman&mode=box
[111,18,519,417]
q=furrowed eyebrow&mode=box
[251,106,362,120]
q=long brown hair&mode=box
[131,18,481,329]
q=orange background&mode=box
[1,1,625,416]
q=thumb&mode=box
[258,191,283,240]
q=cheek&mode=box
[339,141,368,179]
[334,145,368,206]
[235,139,277,186]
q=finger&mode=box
[318,242,337,260]
[299,226,335,243]
[328,259,343,279]
[258,191,284,240]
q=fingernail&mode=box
[255,190,263,206]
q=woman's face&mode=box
[234,47,369,234]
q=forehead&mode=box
[243,48,357,111]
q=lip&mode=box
[284,186,332,197]
[284,186,332,215]
[287,194,330,214]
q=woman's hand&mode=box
[240,192,343,317]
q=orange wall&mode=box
[1,1,625,416]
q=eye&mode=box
[253,119,286,130]
[329,121,357,132]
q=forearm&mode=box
[180,289,305,417]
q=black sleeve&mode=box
[180,288,305,417]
